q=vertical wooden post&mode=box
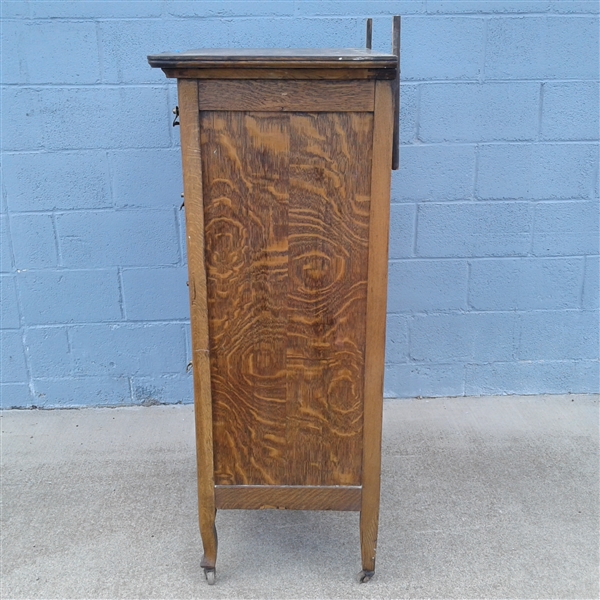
[177,79,218,579]
[359,78,394,581]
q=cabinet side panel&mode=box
[286,112,373,486]
[201,111,290,486]
[202,109,373,488]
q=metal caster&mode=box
[203,568,216,585]
[358,569,374,583]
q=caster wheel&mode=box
[204,568,216,585]
[358,570,374,583]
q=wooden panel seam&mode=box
[215,485,362,511]
[198,80,375,112]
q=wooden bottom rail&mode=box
[215,485,362,511]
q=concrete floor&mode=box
[1,394,598,599]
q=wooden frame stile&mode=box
[177,79,218,579]
[359,78,394,581]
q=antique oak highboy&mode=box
[149,20,399,584]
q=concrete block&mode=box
[385,314,409,363]
[1,276,21,329]
[0,383,32,409]
[121,267,189,321]
[416,202,531,258]
[9,214,58,269]
[1,1,29,17]
[394,144,476,201]
[485,16,599,79]
[40,87,170,150]
[419,83,539,143]
[18,269,122,325]
[544,16,599,78]
[99,20,188,85]
[295,1,425,15]
[427,1,551,12]
[0,88,44,151]
[2,151,111,212]
[57,210,179,268]
[551,0,600,13]
[466,360,599,395]
[402,17,485,80]
[541,82,600,141]
[31,0,162,17]
[533,201,599,256]
[1,215,13,272]
[582,256,599,310]
[477,143,598,200]
[410,312,516,362]
[3,21,100,84]
[1,330,28,383]
[24,327,71,378]
[485,17,544,79]
[469,258,584,310]
[518,311,598,360]
[167,0,294,16]
[400,84,418,144]
[0,20,26,84]
[388,259,468,312]
[389,204,416,259]
[31,377,131,408]
[131,375,193,405]
[384,363,465,398]
[69,323,187,377]
[109,149,183,209]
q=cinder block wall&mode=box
[1,1,598,407]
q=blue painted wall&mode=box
[1,0,598,407]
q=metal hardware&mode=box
[172,106,180,127]
[180,192,185,210]
[392,16,401,170]
[366,18,372,50]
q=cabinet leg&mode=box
[199,510,218,584]
[359,506,379,582]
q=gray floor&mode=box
[1,395,598,599]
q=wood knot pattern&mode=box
[200,110,373,488]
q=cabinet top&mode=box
[147,48,398,79]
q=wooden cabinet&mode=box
[149,37,398,584]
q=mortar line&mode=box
[412,203,420,256]
[117,267,126,320]
[472,144,480,200]
[537,82,545,141]
[415,84,422,142]
[528,201,535,256]
[95,20,105,84]
[105,150,115,208]
[479,17,488,84]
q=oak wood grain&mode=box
[177,79,218,569]
[201,111,289,487]
[198,80,374,112]
[215,485,361,511]
[199,107,373,488]
[360,80,394,575]
[286,111,372,487]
